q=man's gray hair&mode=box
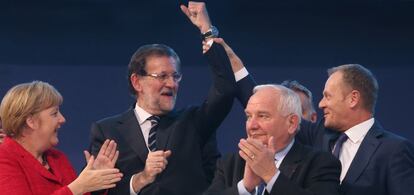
[253,84,302,126]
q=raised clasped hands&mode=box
[239,136,278,190]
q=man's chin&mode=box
[324,121,340,131]
[324,121,332,129]
[160,104,175,113]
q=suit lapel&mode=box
[279,141,303,179]
[156,112,176,151]
[342,122,383,185]
[118,108,149,163]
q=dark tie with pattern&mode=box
[257,182,266,195]
[147,115,160,151]
[332,133,348,158]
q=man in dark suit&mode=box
[208,39,414,195]
[88,2,236,194]
[206,84,341,195]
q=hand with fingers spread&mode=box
[239,137,278,183]
[180,1,212,33]
[68,155,123,195]
[131,150,172,193]
[84,139,119,170]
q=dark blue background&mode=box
[1,0,413,172]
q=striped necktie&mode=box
[147,115,160,151]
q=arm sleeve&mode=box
[269,153,341,195]
[195,43,236,141]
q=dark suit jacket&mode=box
[237,75,414,195]
[205,141,341,195]
[89,43,236,195]
[297,120,414,195]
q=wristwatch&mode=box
[201,26,219,40]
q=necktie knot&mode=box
[147,115,160,126]
[332,133,348,158]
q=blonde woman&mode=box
[0,81,123,195]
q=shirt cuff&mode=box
[130,174,138,195]
[235,67,249,82]
[265,170,280,193]
[237,180,254,195]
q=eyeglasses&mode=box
[143,72,182,83]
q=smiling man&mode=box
[89,43,235,195]
[88,3,237,194]
[202,35,414,195]
[232,62,414,195]
[205,84,341,195]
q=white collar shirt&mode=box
[339,118,375,182]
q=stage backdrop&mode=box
[1,0,413,172]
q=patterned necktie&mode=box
[147,115,160,151]
[332,133,348,158]
[256,182,266,195]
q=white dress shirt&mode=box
[339,118,375,182]
[129,103,156,195]
[237,139,295,195]
[234,67,249,82]
[133,104,155,151]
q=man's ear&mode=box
[130,73,143,93]
[348,90,361,109]
[287,114,299,135]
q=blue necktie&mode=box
[257,182,266,195]
[332,133,348,158]
[147,116,160,151]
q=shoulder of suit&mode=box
[163,106,198,119]
[296,142,339,162]
[94,108,134,125]
[374,128,414,147]
[368,122,411,142]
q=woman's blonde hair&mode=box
[0,81,63,138]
